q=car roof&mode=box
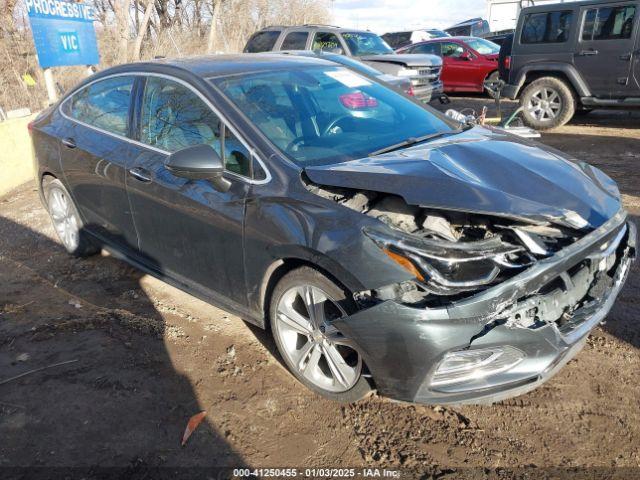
[277,50,385,76]
[385,28,446,34]
[521,0,634,14]
[401,36,478,46]
[447,18,485,28]
[257,25,371,34]
[110,53,338,78]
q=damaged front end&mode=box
[309,182,636,404]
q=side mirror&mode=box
[165,144,231,192]
[459,50,471,61]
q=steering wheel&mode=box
[322,115,352,137]
[284,116,354,153]
[284,136,307,153]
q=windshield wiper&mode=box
[368,131,455,157]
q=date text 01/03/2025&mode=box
[232,468,401,478]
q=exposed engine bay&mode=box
[307,181,632,335]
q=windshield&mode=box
[427,29,450,38]
[342,32,394,56]
[466,38,499,54]
[212,67,454,167]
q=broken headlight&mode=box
[364,227,531,295]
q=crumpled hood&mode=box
[359,53,442,67]
[304,127,621,229]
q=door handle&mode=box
[129,167,152,183]
[577,49,599,56]
[61,137,76,149]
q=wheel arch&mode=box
[259,250,364,331]
[513,63,590,98]
[39,171,58,206]
[484,68,499,81]
[41,171,57,184]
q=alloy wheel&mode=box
[527,87,562,121]
[275,285,361,393]
[49,188,79,252]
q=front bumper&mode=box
[502,83,520,100]
[335,210,636,404]
[412,80,444,103]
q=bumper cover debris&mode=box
[334,210,636,404]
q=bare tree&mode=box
[206,0,222,53]
[0,0,330,111]
[113,0,130,63]
[133,0,155,60]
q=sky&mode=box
[331,0,487,34]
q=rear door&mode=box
[58,75,140,251]
[574,2,638,97]
[126,74,256,306]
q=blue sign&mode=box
[25,0,100,68]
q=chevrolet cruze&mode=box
[30,54,635,404]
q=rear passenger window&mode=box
[68,76,134,136]
[245,31,280,52]
[521,10,574,43]
[140,77,252,178]
[582,5,636,41]
[411,43,441,55]
[281,31,309,50]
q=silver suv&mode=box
[244,25,444,102]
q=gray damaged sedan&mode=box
[30,54,635,404]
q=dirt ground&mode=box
[1,98,640,479]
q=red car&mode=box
[397,37,499,93]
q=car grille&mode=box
[411,66,442,87]
[501,222,630,342]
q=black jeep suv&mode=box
[502,0,640,129]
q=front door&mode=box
[126,75,254,307]
[440,41,476,91]
[58,75,140,251]
[574,3,638,98]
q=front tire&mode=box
[270,267,371,402]
[484,71,500,97]
[519,76,576,130]
[44,179,99,257]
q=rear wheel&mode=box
[44,179,99,257]
[270,267,371,402]
[519,76,576,130]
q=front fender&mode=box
[243,194,413,317]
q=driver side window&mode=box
[140,76,252,178]
[312,32,342,52]
[442,42,465,58]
